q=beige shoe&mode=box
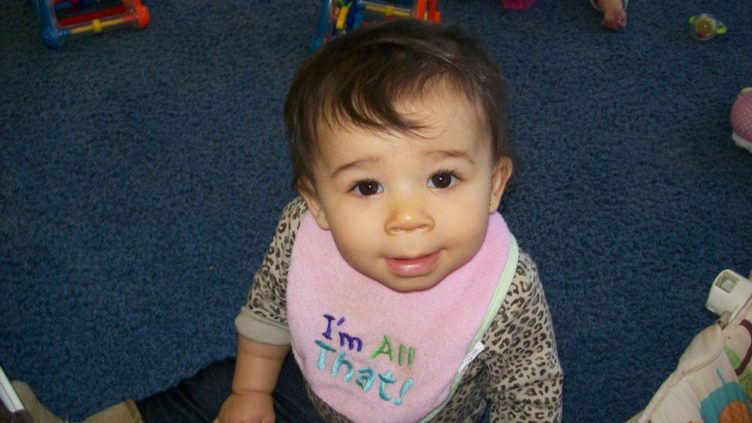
[82,401,141,423]
[11,381,142,423]
[10,381,66,423]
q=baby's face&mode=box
[301,90,511,292]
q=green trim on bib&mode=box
[418,236,519,422]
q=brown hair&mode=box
[284,19,510,191]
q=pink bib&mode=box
[287,212,517,423]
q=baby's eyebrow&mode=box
[423,149,475,164]
[331,156,382,178]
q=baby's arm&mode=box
[484,252,563,422]
[217,197,308,423]
[215,336,290,423]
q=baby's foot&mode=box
[596,0,627,31]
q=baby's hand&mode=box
[214,391,276,423]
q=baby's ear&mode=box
[489,157,513,213]
[298,180,330,230]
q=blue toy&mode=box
[310,0,441,51]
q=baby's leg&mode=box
[135,357,236,423]
[136,355,323,422]
[12,381,141,423]
[593,0,627,31]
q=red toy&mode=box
[310,0,440,51]
[29,0,150,49]
[731,88,752,153]
[502,0,535,10]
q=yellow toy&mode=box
[689,13,727,41]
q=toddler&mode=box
[592,0,628,31]
[14,19,563,423]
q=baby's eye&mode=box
[428,171,459,189]
[352,180,383,196]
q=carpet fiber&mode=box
[1,0,751,421]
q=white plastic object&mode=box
[706,269,752,320]
[0,366,24,413]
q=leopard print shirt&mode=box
[237,197,563,423]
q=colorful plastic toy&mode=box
[28,0,150,49]
[689,13,726,41]
[310,0,441,51]
[730,88,752,153]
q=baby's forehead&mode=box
[318,83,488,138]
[395,83,480,113]
[314,97,492,160]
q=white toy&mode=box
[626,269,752,423]
[706,269,752,320]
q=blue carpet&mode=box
[1,0,751,421]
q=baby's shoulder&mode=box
[488,249,549,327]
[509,249,542,297]
[276,196,308,233]
[268,196,309,251]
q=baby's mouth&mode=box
[385,252,440,277]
